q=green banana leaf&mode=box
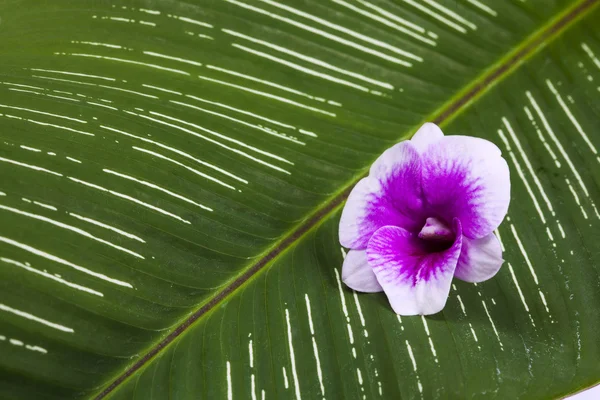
[1,0,600,398]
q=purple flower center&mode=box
[418,217,455,253]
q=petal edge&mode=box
[342,249,383,293]
[411,122,444,153]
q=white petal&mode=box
[410,122,444,153]
[455,233,503,282]
[338,177,378,249]
[342,249,383,293]
[339,142,423,249]
[422,135,510,239]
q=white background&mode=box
[569,384,600,399]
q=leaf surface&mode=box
[0,0,599,399]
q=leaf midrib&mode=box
[94,0,599,397]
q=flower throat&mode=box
[418,217,455,252]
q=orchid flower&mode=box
[339,123,510,315]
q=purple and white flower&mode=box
[339,123,510,315]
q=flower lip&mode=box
[417,216,456,253]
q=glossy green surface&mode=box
[0,0,599,398]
